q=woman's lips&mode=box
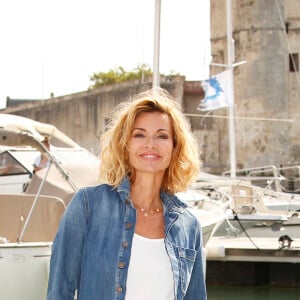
[139,153,161,160]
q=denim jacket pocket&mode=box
[177,247,197,295]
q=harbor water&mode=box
[207,285,300,299]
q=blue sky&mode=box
[0,0,210,108]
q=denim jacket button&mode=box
[116,286,123,293]
[125,199,130,205]
[122,241,129,248]
[118,261,126,268]
[125,222,132,229]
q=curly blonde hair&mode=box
[99,88,200,193]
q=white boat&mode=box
[192,173,300,246]
[222,165,300,212]
[0,113,100,300]
[0,113,228,299]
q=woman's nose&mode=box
[144,137,157,148]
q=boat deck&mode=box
[206,236,300,263]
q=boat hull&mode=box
[0,242,51,300]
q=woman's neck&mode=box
[130,174,163,209]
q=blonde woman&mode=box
[47,88,207,300]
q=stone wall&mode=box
[1,76,187,157]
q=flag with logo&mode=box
[197,69,233,111]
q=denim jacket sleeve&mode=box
[184,243,207,299]
[47,189,88,300]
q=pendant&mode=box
[140,208,148,217]
[136,206,161,217]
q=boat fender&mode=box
[205,245,226,258]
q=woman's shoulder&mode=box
[162,192,200,223]
[70,184,119,213]
[81,183,116,197]
[171,193,201,224]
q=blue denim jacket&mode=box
[47,178,207,300]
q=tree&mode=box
[88,64,153,90]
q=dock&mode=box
[205,236,300,287]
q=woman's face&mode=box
[127,111,174,177]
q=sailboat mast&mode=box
[226,0,236,178]
[153,0,161,88]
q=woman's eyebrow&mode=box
[132,128,169,132]
[132,127,146,131]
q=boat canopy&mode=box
[0,113,79,149]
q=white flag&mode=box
[197,70,232,111]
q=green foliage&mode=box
[89,64,153,89]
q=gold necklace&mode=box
[134,205,162,217]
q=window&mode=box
[0,152,28,176]
[289,53,299,72]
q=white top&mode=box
[33,155,50,169]
[125,234,175,300]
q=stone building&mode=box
[209,0,300,173]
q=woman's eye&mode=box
[157,135,168,140]
[133,133,145,138]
